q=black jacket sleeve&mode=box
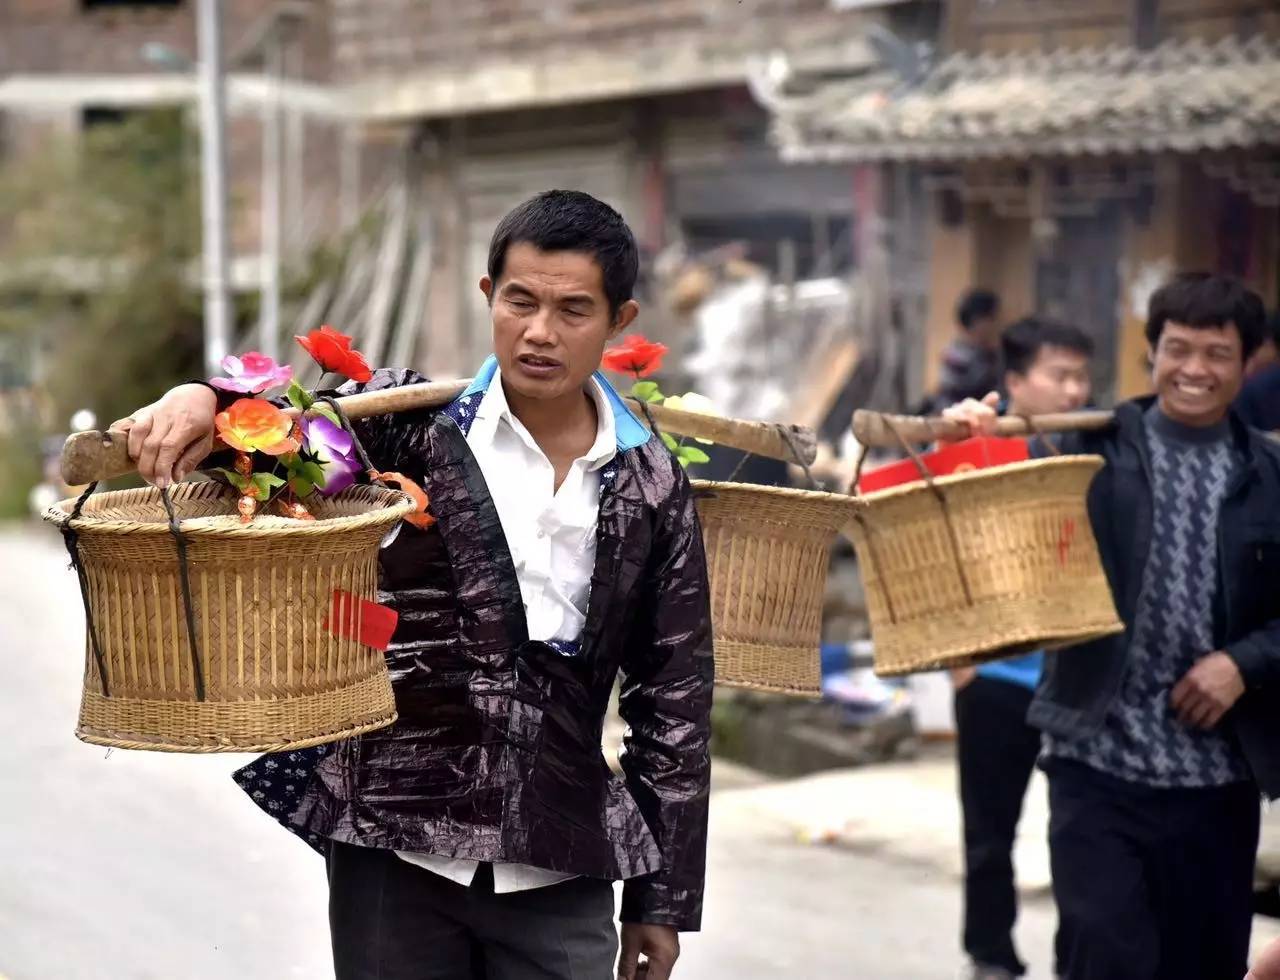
[617,457,715,932]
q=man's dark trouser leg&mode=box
[955,676,1041,975]
[328,841,479,980]
[327,842,618,980]
[1049,761,1260,980]
[1148,778,1259,980]
[468,863,619,980]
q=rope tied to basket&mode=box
[726,424,819,490]
[314,395,391,491]
[160,487,206,701]
[60,480,111,697]
[846,413,977,623]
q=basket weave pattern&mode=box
[846,456,1123,677]
[46,481,413,752]
[694,481,858,696]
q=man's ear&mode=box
[480,276,494,305]
[610,299,640,339]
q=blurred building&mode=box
[323,0,940,379]
[763,0,1280,404]
[0,0,941,403]
[0,0,386,280]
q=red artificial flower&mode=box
[295,324,373,383]
[600,335,668,378]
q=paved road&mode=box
[0,524,1055,979]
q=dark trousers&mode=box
[955,676,1042,975]
[1047,759,1260,980]
[326,842,619,980]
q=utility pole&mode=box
[196,0,232,375]
[258,23,283,360]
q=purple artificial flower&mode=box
[300,414,361,495]
[209,352,293,394]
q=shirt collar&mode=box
[470,367,617,471]
[456,354,649,454]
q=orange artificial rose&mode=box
[215,398,300,455]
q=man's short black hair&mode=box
[1001,315,1095,376]
[957,288,1000,331]
[487,189,639,317]
[1145,272,1267,361]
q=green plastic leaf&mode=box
[660,431,680,452]
[310,403,341,426]
[631,380,663,403]
[678,446,710,465]
[286,380,314,411]
[249,472,286,497]
[213,467,251,494]
[289,475,315,498]
[675,456,691,469]
[301,461,327,487]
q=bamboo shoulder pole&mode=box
[851,408,1116,449]
[62,379,819,485]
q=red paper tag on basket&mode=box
[857,436,1030,494]
[325,589,398,651]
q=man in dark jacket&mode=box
[112,191,714,980]
[937,288,1003,406]
[952,315,1094,980]
[946,273,1280,980]
[1235,310,1280,432]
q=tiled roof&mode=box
[767,36,1280,161]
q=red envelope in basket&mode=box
[856,436,1030,494]
[325,589,398,651]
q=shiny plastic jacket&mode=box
[240,367,715,931]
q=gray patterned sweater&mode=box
[1046,406,1251,787]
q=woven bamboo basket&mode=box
[693,481,860,696]
[44,480,414,752]
[845,456,1123,677]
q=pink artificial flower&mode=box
[209,352,293,394]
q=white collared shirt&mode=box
[396,370,616,893]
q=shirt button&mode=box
[537,529,546,539]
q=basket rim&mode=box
[854,453,1105,504]
[691,479,861,512]
[42,481,415,538]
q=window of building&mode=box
[80,107,133,131]
[681,212,856,281]
[81,0,182,9]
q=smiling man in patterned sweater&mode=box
[946,273,1280,980]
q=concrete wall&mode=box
[331,0,930,119]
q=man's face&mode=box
[1005,345,1092,416]
[481,242,638,402]
[1150,321,1245,427]
[971,313,1002,351]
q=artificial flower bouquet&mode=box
[207,325,432,526]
